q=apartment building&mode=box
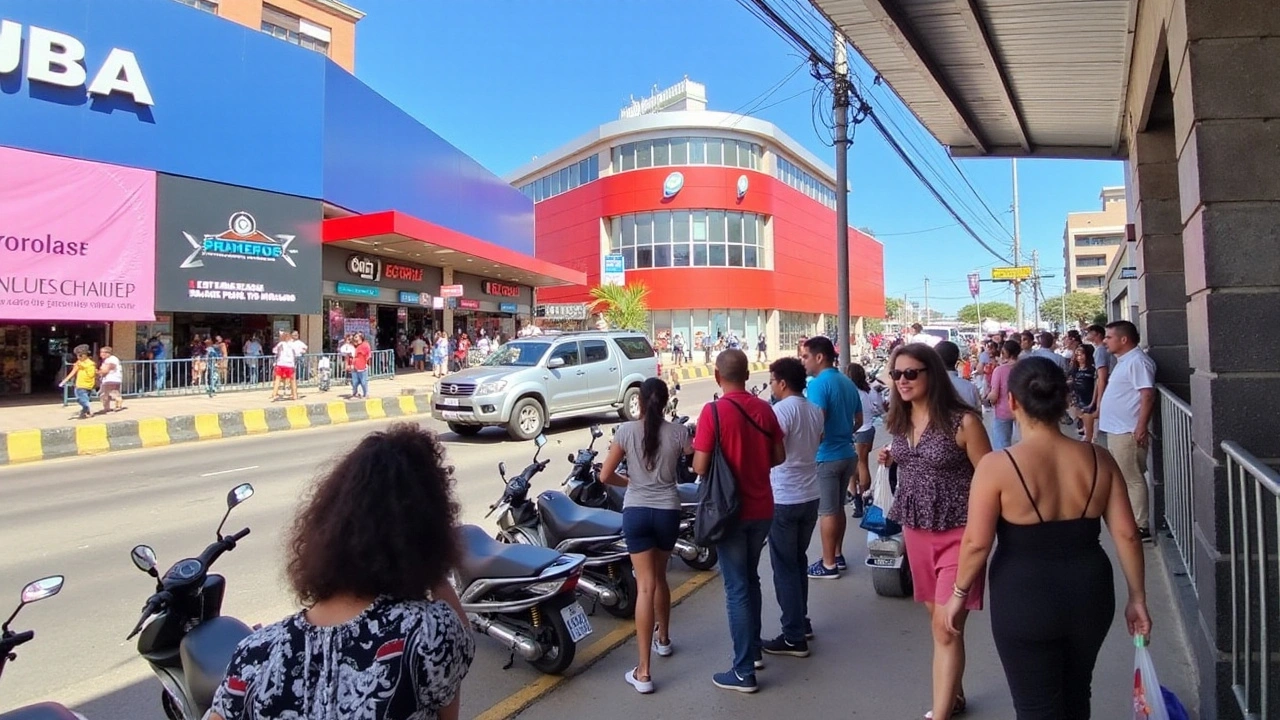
[1062,186,1127,293]
[173,0,363,71]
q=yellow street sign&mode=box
[991,266,1033,280]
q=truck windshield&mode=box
[482,341,549,367]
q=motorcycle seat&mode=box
[180,615,253,714]
[538,491,623,542]
[0,703,84,720]
[457,525,561,585]
[676,483,701,505]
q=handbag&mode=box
[693,402,741,545]
[860,463,903,537]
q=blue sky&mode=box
[352,0,1124,314]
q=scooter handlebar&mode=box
[1,629,35,651]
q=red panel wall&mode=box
[534,165,885,318]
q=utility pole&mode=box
[833,32,852,371]
[923,277,931,323]
[1031,249,1041,328]
[1012,159,1022,329]
[1061,268,1069,330]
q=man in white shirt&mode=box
[1098,320,1157,540]
[936,341,983,410]
[763,356,825,657]
[243,334,263,384]
[97,346,124,413]
[270,330,298,401]
[1028,332,1071,373]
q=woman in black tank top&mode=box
[940,357,1152,719]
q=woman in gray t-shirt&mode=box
[600,377,692,695]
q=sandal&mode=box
[923,695,967,719]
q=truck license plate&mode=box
[561,603,593,642]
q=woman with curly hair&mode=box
[210,423,474,720]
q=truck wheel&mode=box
[871,555,914,598]
[508,398,545,441]
[447,422,482,437]
[618,386,641,421]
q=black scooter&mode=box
[0,576,84,720]
[126,484,255,720]
[490,436,637,619]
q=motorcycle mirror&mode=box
[568,453,575,463]
[591,424,602,438]
[499,462,507,478]
[534,434,547,448]
[20,576,64,605]
[216,483,254,539]
[130,545,159,576]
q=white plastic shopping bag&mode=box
[1133,636,1171,720]
[870,463,894,515]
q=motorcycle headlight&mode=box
[477,380,507,395]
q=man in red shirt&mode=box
[692,349,785,693]
[351,332,372,398]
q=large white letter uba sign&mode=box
[0,20,154,106]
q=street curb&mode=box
[670,360,768,381]
[0,393,434,467]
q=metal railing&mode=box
[1224,439,1280,719]
[62,350,396,405]
[1158,385,1197,594]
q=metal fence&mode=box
[1158,385,1197,595]
[1224,439,1280,719]
[62,350,396,405]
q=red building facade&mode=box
[508,92,884,355]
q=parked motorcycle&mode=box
[0,576,85,720]
[452,525,589,674]
[126,484,256,720]
[490,435,637,618]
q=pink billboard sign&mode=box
[0,147,156,321]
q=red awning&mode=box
[322,211,585,288]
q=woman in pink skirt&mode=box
[878,342,992,720]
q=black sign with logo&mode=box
[347,254,381,281]
[482,280,521,298]
[155,175,322,314]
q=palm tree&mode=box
[588,283,650,331]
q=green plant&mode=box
[1038,292,1105,326]
[956,301,1016,324]
[588,283,651,331]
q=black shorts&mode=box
[622,507,681,553]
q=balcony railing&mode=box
[1224,439,1280,719]
[1157,385,1197,594]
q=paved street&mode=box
[0,373,753,718]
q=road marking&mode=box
[200,465,260,477]
[471,570,719,720]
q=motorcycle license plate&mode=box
[868,556,903,569]
[442,398,459,407]
[561,603,593,643]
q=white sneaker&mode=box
[625,668,654,694]
[653,636,673,657]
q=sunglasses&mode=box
[889,367,928,381]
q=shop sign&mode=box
[537,303,589,321]
[432,296,445,309]
[602,254,626,287]
[736,174,749,200]
[482,280,520,298]
[156,175,322,314]
[0,20,155,106]
[398,291,420,304]
[418,293,433,307]
[499,302,518,314]
[384,262,424,282]
[336,282,379,298]
[0,147,156,321]
[662,171,684,199]
[440,284,464,298]
[347,254,381,281]
[458,298,480,310]
[1120,266,1137,280]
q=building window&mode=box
[1076,255,1109,268]
[1076,275,1105,289]
[774,156,837,210]
[1074,234,1122,247]
[607,136,762,176]
[518,154,600,202]
[609,210,768,269]
[261,4,331,56]
[175,0,218,13]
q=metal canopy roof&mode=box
[810,0,1137,158]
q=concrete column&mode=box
[298,315,323,354]
[766,309,780,360]
[109,321,137,360]
[442,267,454,335]
[1172,1,1280,715]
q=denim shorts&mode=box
[622,506,681,553]
[853,428,876,445]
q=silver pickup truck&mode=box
[432,331,659,440]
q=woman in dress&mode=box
[600,377,690,694]
[1068,343,1099,442]
[985,340,1022,450]
[432,332,449,377]
[943,357,1150,718]
[877,343,991,720]
[210,423,474,720]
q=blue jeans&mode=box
[769,500,819,642]
[351,369,369,397]
[717,517,771,677]
[992,417,1015,450]
[74,388,91,414]
[153,361,167,391]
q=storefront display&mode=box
[321,247,441,351]
[0,325,32,396]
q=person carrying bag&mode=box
[693,401,740,545]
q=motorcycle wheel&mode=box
[528,603,577,674]
[601,561,638,619]
[681,544,718,572]
[871,554,914,598]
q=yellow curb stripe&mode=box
[397,395,418,414]
[243,409,269,434]
[6,430,43,464]
[366,399,387,419]
[194,414,222,440]
[137,418,171,447]
[75,424,110,454]
[471,570,718,720]
[328,402,349,424]
[286,404,311,429]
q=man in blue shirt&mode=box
[801,336,862,578]
[147,334,167,392]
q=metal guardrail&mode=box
[1158,385,1197,595]
[62,350,396,405]
[1224,439,1280,720]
